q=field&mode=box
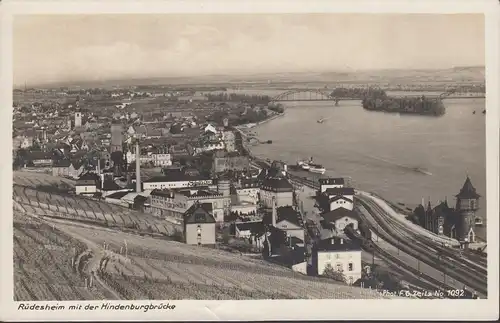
[13,212,113,300]
[49,220,390,299]
[13,172,180,236]
[13,171,391,300]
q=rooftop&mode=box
[456,176,480,200]
[322,207,359,223]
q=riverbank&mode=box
[244,107,486,245]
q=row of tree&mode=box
[362,93,446,116]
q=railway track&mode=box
[356,197,487,296]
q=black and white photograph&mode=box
[1,0,499,321]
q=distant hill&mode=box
[26,66,485,89]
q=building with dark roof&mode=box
[316,186,355,212]
[319,178,345,193]
[260,177,294,208]
[75,172,100,195]
[262,205,305,243]
[183,202,216,246]
[321,207,360,236]
[309,237,362,285]
[415,176,481,247]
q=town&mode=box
[12,84,487,300]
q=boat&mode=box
[308,163,326,174]
[297,160,311,170]
[483,109,486,114]
[473,111,476,114]
[317,118,325,124]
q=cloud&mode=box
[13,14,485,85]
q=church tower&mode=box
[455,176,480,246]
[75,111,82,128]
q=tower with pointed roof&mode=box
[455,176,480,245]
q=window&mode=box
[336,263,343,272]
[348,263,353,271]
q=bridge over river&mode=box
[270,89,485,103]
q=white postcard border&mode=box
[1,0,498,321]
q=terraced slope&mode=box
[13,172,180,236]
[13,171,393,299]
[13,213,114,300]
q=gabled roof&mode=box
[322,207,359,223]
[77,172,100,181]
[234,221,264,234]
[71,159,84,170]
[184,202,216,225]
[106,191,130,199]
[456,176,480,199]
[329,195,354,203]
[263,206,304,227]
[102,179,121,191]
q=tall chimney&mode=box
[271,196,277,227]
[135,139,141,193]
[97,158,101,175]
[421,197,425,206]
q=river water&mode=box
[240,90,486,240]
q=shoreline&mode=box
[242,109,487,244]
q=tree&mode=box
[322,263,347,283]
[413,205,426,227]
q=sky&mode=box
[13,14,485,86]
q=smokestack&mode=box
[135,139,141,193]
[421,197,425,206]
[271,196,277,227]
[97,158,101,175]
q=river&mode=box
[238,89,486,240]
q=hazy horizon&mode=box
[13,14,485,86]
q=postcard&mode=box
[0,0,498,321]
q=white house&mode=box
[75,173,100,195]
[260,177,294,208]
[328,195,354,211]
[321,187,355,211]
[313,237,362,285]
[319,178,345,193]
[321,207,359,236]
